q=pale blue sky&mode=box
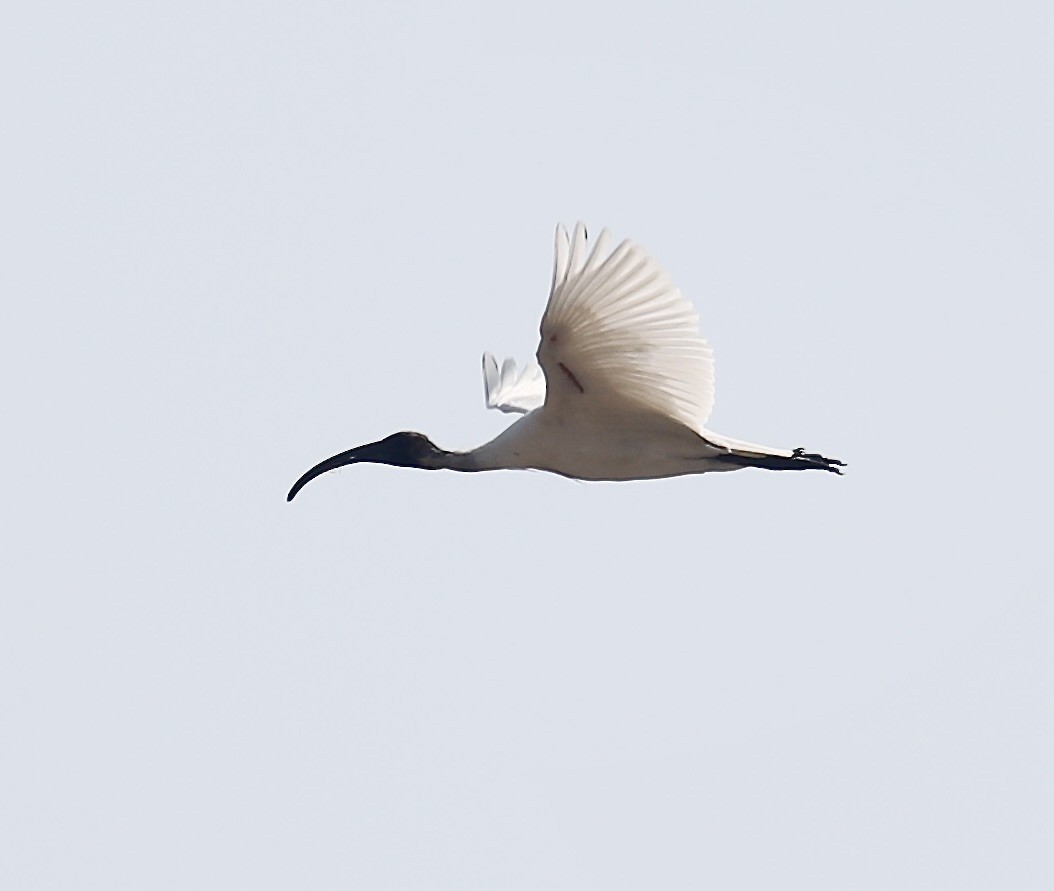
[2,1,1051,888]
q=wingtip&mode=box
[482,352,499,406]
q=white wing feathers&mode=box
[482,352,546,414]
[538,222,715,433]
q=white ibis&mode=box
[288,223,843,501]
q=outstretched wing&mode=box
[537,223,715,432]
[482,352,546,414]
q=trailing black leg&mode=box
[718,447,845,474]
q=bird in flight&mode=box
[288,223,843,501]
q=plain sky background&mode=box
[2,1,1051,888]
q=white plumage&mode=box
[287,223,842,500]
[481,353,545,415]
[540,223,714,432]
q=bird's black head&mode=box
[287,431,447,501]
[369,431,444,467]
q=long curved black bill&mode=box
[287,447,364,501]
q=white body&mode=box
[471,403,738,480]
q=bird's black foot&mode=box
[792,447,846,474]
